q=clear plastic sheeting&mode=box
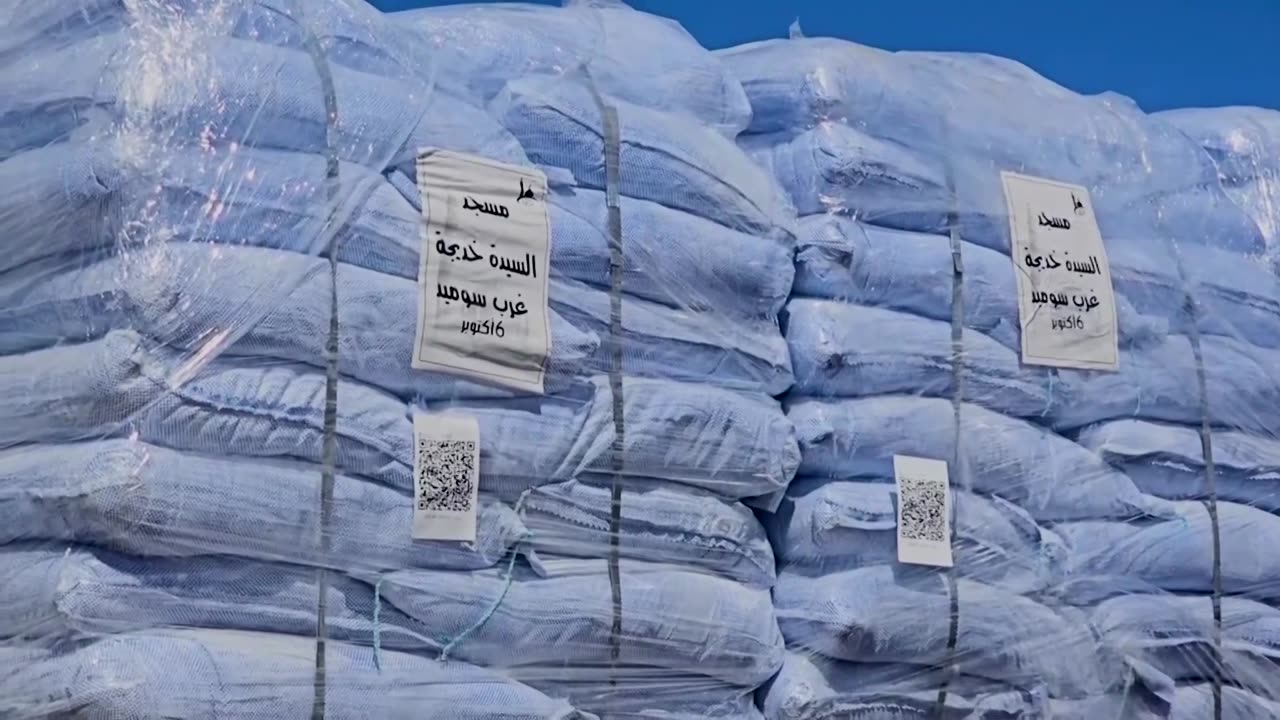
[1157,106,1280,266]
[720,28,1280,720]
[0,0,797,717]
[9,0,1280,715]
[0,630,589,720]
[392,0,754,138]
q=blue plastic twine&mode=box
[434,490,535,663]
[438,531,531,662]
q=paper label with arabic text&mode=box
[1002,171,1119,372]
[413,149,552,393]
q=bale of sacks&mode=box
[0,1,800,717]
[720,28,1280,720]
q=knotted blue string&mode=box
[438,490,535,662]
[371,492,539,669]
[438,530,531,662]
[370,540,531,669]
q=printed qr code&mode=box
[416,439,476,512]
[899,475,948,543]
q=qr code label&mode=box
[893,455,953,568]
[416,439,477,512]
[899,475,948,543]
[412,413,480,542]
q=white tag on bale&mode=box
[414,149,553,393]
[1002,171,1119,372]
[893,455,953,568]
[412,412,480,542]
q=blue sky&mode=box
[371,0,1279,111]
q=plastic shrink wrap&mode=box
[1157,106,1280,268]
[718,24,1280,720]
[0,1,797,717]
[9,0,1280,717]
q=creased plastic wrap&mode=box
[719,28,1280,720]
[0,1,797,718]
[1157,106,1280,271]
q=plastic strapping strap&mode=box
[933,144,964,720]
[583,68,626,692]
[372,575,386,671]
[1183,286,1224,720]
[299,24,341,720]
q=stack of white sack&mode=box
[719,28,1280,720]
[0,1,800,718]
